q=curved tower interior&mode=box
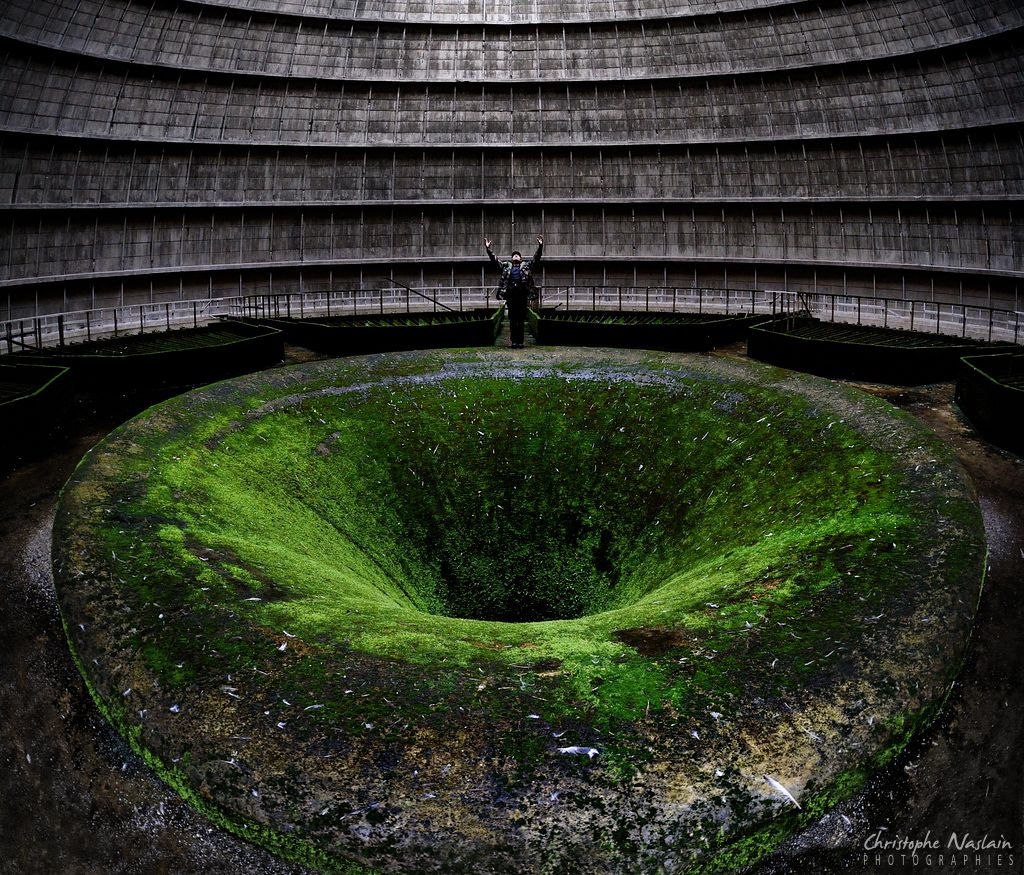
[1,2,1023,873]
[0,0,1022,325]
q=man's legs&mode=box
[509,309,525,347]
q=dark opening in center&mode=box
[432,518,621,622]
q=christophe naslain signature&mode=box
[862,827,1015,868]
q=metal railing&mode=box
[536,286,1021,344]
[233,286,493,321]
[2,298,242,355]
[538,285,800,317]
[3,286,1021,354]
[800,292,1022,345]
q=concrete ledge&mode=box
[7,320,283,401]
[0,361,70,468]
[955,352,1024,456]
[235,308,503,354]
[747,315,1016,384]
[529,308,760,350]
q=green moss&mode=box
[70,362,958,721]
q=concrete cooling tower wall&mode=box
[1,0,1022,321]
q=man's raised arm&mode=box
[484,237,499,268]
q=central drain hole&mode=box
[430,517,620,622]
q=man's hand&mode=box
[484,237,492,250]
[536,234,544,245]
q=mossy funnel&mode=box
[53,347,985,873]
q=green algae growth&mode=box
[53,348,986,874]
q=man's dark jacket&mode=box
[488,242,543,312]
